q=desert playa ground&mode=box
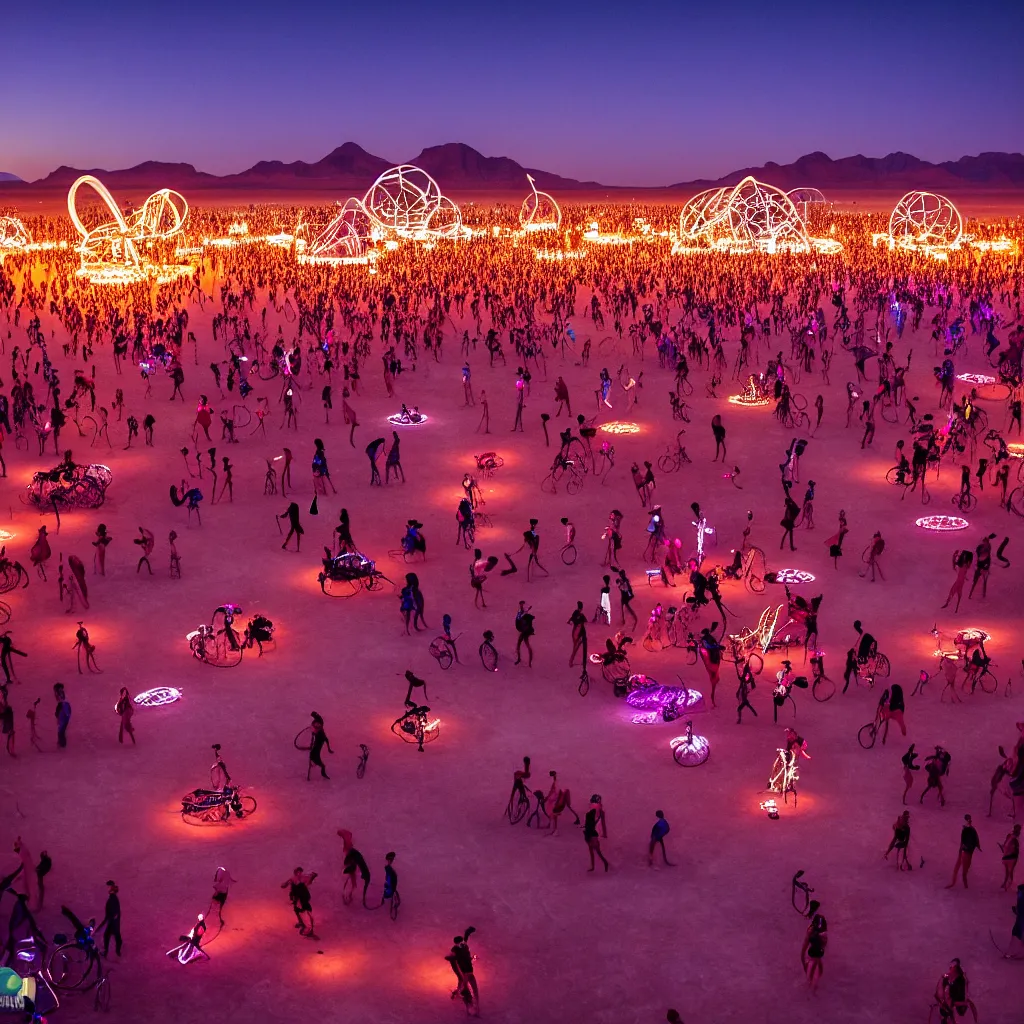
[0,197,1022,1024]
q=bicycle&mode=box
[670,720,710,767]
[857,707,890,749]
[47,917,110,1004]
[356,743,369,778]
[560,542,577,565]
[187,624,243,668]
[767,748,799,804]
[428,632,461,669]
[810,655,836,702]
[540,456,584,495]
[792,870,813,915]
[951,490,978,513]
[391,704,439,752]
[479,630,498,672]
[505,781,531,824]
[657,438,692,475]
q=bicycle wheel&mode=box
[746,652,764,676]
[1008,487,1024,518]
[749,572,765,593]
[48,944,94,990]
[672,736,710,767]
[240,795,257,817]
[561,544,577,566]
[978,669,998,694]
[657,454,674,474]
[210,763,229,789]
[95,972,111,1011]
[429,637,453,669]
[857,723,878,749]
[540,472,558,494]
[0,601,10,625]
[578,668,589,696]
[389,891,401,921]
[294,726,313,750]
[874,653,890,678]
[812,676,836,703]
[480,641,498,672]
[566,472,583,495]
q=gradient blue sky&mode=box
[2,0,1021,185]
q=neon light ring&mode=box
[916,515,969,531]
[387,411,429,426]
[600,421,640,434]
[882,191,963,252]
[133,686,183,707]
[956,373,996,386]
[362,164,464,241]
[768,569,816,585]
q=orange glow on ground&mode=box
[300,947,370,982]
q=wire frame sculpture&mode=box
[520,174,562,231]
[882,191,963,253]
[297,197,371,264]
[786,187,827,220]
[67,175,191,284]
[675,176,838,254]
[363,164,464,241]
[0,216,30,250]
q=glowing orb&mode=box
[957,373,996,386]
[133,686,182,707]
[886,191,963,251]
[387,412,429,426]
[600,421,640,435]
[916,515,969,531]
[770,569,816,585]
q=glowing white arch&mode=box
[67,174,191,284]
[520,175,561,232]
[873,191,963,257]
[361,164,465,242]
[675,176,839,254]
[0,216,31,249]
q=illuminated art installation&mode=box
[0,216,30,249]
[600,421,641,435]
[133,686,183,707]
[770,569,816,585]
[872,191,963,257]
[787,187,827,220]
[296,198,376,265]
[387,408,428,426]
[956,373,996,386]
[363,164,464,241]
[68,175,191,284]
[728,374,772,407]
[626,682,705,724]
[675,176,841,254]
[767,748,799,803]
[916,515,969,531]
[519,175,561,232]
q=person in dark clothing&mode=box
[380,852,399,913]
[514,601,535,667]
[338,829,372,906]
[366,437,386,486]
[100,880,122,956]
[278,502,303,551]
[35,851,51,909]
[0,633,27,686]
[54,684,71,749]
[946,814,982,889]
[842,647,859,693]
[307,715,333,781]
[451,927,480,1013]
[281,867,317,937]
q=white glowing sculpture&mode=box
[786,187,827,220]
[520,175,561,232]
[873,191,963,256]
[67,175,191,284]
[363,164,464,241]
[675,176,839,254]
[296,198,371,264]
[0,216,30,250]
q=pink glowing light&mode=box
[916,515,969,531]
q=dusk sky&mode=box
[2,0,1021,185]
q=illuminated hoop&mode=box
[362,165,464,241]
[770,569,816,585]
[67,175,191,284]
[133,686,183,707]
[387,412,429,426]
[915,515,969,531]
[520,175,562,232]
[676,177,839,254]
[786,187,827,220]
[0,216,30,250]
[600,421,640,434]
[875,191,963,255]
[956,373,996,386]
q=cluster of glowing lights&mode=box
[674,176,841,255]
[1007,443,1024,460]
[387,411,429,426]
[956,372,996,386]
[535,249,586,261]
[133,686,183,707]
[626,682,704,712]
[600,421,640,435]
[770,569,816,585]
[519,175,562,232]
[915,515,969,531]
[68,175,192,284]
[0,216,30,250]
[955,627,990,647]
[0,530,14,542]
[731,605,782,655]
[768,749,799,794]
[728,374,772,407]
[759,797,780,819]
[872,191,963,259]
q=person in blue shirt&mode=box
[648,810,673,866]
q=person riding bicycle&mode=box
[853,620,877,666]
[401,519,425,557]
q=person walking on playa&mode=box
[115,687,135,745]
[648,810,673,866]
[946,814,981,889]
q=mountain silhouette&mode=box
[3,146,1023,193]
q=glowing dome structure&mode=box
[873,191,963,257]
[674,176,840,254]
[0,216,30,250]
[363,164,464,241]
[786,187,827,219]
[68,175,192,284]
[519,174,561,232]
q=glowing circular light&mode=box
[770,569,816,585]
[878,191,963,255]
[387,412,429,426]
[363,165,463,241]
[600,421,640,435]
[956,373,996,386]
[0,530,14,542]
[916,515,969,531]
[520,175,562,232]
[133,686,182,707]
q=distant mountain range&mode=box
[0,172,22,183]
[1,145,1022,194]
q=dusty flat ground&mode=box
[0,265,1022,1024]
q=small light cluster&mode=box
[915,515,969,531]
[600,421,640,434]
[771,568,816,585]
